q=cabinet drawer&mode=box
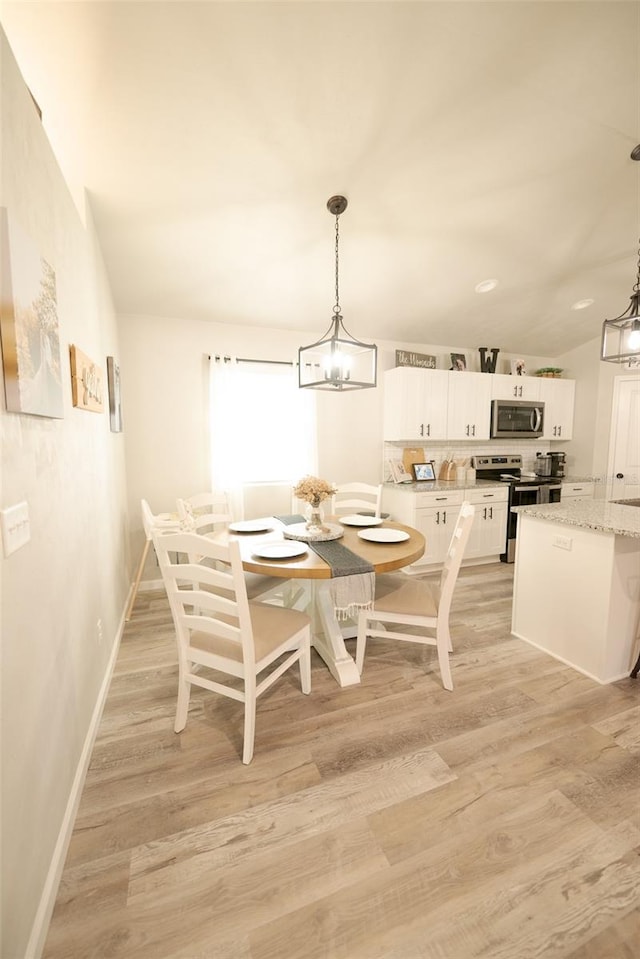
[466,486,509,505]
[415,489,464,508]
[562,482,594,498]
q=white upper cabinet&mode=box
[540,378,575,440]
[446,371,492,440]
[383,366,574,442]
[383,368,449,441]
[490,373,541,402]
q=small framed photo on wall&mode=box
[450,352,467,371]
[107,356,123,432]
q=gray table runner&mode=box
[273,513,374,618]
[307,538,374,576]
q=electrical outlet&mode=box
[0,501,30,557]
[553,534,572,551]
[96,619,103,645]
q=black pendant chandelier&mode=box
[601,238,640,363]
[601,145,640,363]
[298,196,377,390]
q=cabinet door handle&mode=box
[435,511,440,525]
[513,385,518,397]
[483,507,487,520]
[426,423,430,436]
[482,494,494,498]
[557,426,562,437]
[519,385,523,397]
[443,510,447,524]
[435,497,447,501]
[489,506,493,519]
[419,423,424,437]
[465,424,470,436]
[472,424,476,436]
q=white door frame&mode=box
[606,372,640,501]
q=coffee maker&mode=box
[535,451,566,478]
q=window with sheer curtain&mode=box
[208,358,317,493]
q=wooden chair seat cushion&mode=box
[373,578,439,618]
[189,602,311,664]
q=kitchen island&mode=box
[511,499,640,683]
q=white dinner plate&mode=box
[252,541,308,560]
[357,528,410,544]
[340,514,384,527]
[229,519,273,533]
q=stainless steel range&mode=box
[473,454,562,563]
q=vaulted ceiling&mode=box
[2,1,639,357]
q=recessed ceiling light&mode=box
[571,298,594,311]
[475,279,498,293]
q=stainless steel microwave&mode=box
[490,399,544,439]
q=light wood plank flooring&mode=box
[43,563,640,958]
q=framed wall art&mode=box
[450,352,467,371]
[0,207,64,418]
[106,355,123,432]
[69,345,104,413]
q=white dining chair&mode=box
[355,502,475,690]
[153,528,312,764]
[125,499,181,621]
[177,490,297,605]
[330,482,383,517]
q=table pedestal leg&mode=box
[311,582,361,687]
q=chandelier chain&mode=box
[635,238,640,294]
[333,214,341,316]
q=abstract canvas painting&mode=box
[0,208,64,418]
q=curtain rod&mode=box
[208,354,295,368]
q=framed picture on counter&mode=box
[412,461,436,482]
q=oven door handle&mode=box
[514,485,541,493]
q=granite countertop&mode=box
[383,479,505,493]
[513,499,640,538]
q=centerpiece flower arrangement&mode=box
[293,475,336,531]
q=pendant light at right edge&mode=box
[601,145,640,363]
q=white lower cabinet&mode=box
[561,481,595,500]
[382,485,507,568]
[464,487,509,559]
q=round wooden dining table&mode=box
[212,516,425,686]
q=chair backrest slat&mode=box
[177,490,232,534]
[153,530,255,667]
[439,502,475,605]
[330,482,382,517]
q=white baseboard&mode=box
[25,606,126,959]
[512,631,631,685]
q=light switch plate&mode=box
[1,501,30,556]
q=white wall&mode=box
[1,32,129,958]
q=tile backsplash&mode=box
[383,439,557,482]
